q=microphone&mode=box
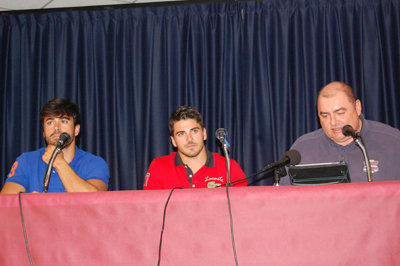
[43,132,72,192]
[56,132,72,149]
[215,128,231,185]
[215,128,227,144]
[228,149,302,187]
[271,150,301,186]
[342,125,373,182]
[342,125,361,139]
[258,149,301,174]
[269,149,301,169]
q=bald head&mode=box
[318,81,357,105]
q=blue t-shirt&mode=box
[6,147,110,192]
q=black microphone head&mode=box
[215,128,227,137]
[283,149,301,166]
[215,128,227,143]
[342,125,353,136]
[342,124,361,138]
[56,132,71,149]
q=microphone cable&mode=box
[228,170,283,187]
[225,182,239,266]
[221,168,267,187]
[156,185,239,266]
[246,173,274,186]
[157,186,184,266]
[229,149,301,186]
[221,150,239,266]
[216,128,239,265]
[18,192,33,266]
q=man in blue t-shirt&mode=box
[281,81,400,184]
[1,98,110,193]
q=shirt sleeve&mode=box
[143,159,159,190]
[5,155,29,189]
[81,156,110,187]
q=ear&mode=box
[355,99,362,116]
[74,124,81,137]
[202,128,207,141]
[170,136,177,148]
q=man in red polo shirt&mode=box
[143,106,247,190]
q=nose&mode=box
[187,132,194,141]
[54,120,61,131]
[330,115,337,126]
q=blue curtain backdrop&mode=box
[1,0,399,190]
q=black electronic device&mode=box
[289,161,350,185]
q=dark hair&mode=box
[40,98,80,127]
[168,106,204,136]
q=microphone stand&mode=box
[273,166,287,186]
[354,137,373,182]
[215,129,238,265]
[222,141,231,186]
[43,147,63,192]
[221,139,239,266]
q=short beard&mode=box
[181,144,205,158]
[45,133,73,148]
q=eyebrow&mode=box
[319,107,347,115]
[175,130,184,135]
[45,115,70,121]
[175,127,201,135]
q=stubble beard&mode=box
[181,142,205,159]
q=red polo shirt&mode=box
[143,151,247,190]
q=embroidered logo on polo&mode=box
[205,176,223,182]
[363,160,379,173]
[207,181,221,188]
[205,176,224,187]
